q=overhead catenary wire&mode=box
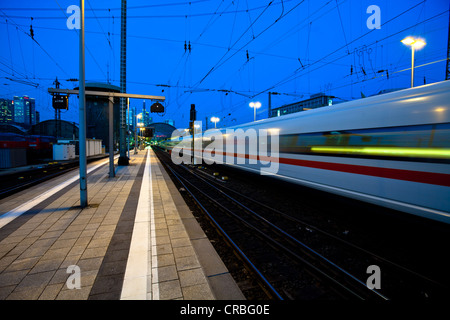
[212,7,446,123]
[16,26,28,76]
[2,15,352,67]
[335,0,350,54]
[194,0,232,43]
[169,1,437,122]
[53,0,107,80]
[0,0,211,12]
[0,9,71,78]
[5,0,293,20]
[193,0,304,89]
[167,1,289,117]
[194,1,275,87]
[1,0,446,127]
[327,56,449,98]
[87,0,113,51]
[228,0,240,50]
[5,19,14,77]
[253,0,430,98]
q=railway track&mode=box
[188,162,450,300]
[155,147,430,300]
[0,155,110,200]
[0,162,78,199]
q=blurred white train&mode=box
[159,80,450,224]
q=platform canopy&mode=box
[48,88,165,101]
[48,86,165,208]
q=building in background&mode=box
[126,107,135,128]
[74,82,121,151]
[29,119,78,140]
[164,119,175,127]
[13,96,36,125]
[13,96,24,124]
[148,122,177,142]
[269,93,333,118]
[142,100,152,127]
[0,99,14,123]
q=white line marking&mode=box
[0,157,113,230]
[149,150,159,300]
[121,150,156,300]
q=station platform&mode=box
[0,148,244,300]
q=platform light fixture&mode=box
[211,116,220,128]
[249,101,261,121]
[401,36,426,88]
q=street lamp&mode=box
[249,101,261,121]
[136,122,144,150]
[134,114,142,153]
[401,36,426,88]
[211,116,220,128]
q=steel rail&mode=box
[187,165,447,291]
[176,163,387,300]
[157,156,284,300]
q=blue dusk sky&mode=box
[0,0,448,129]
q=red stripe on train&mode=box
[185,148,450,187]
[279,157,450,187]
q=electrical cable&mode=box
[0,10,70,78]
[5,1,292,20]
[253,0,430,98]
[53,0,107,80]
[194,1,304,88]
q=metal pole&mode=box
[109,97,114,178]
[127,98,130,158]
[134,120,137,154]
[54,78,60,139]
[190,104,196,165]
[253,106,256,122]
[411,48,414,87]
[118,0,128,165]
[79,0,87,207]
[133,107,137,154]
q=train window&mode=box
[323,131,350,146]
[279,123,450,161]
[430,123,450,148]
[279,135,301,153]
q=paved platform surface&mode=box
[0,149,244,300]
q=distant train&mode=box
[0,133,56,149]
[159,80,450,224]
[0,133,28,149]
[0,133,56,162]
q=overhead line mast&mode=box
[119,0,128,165]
